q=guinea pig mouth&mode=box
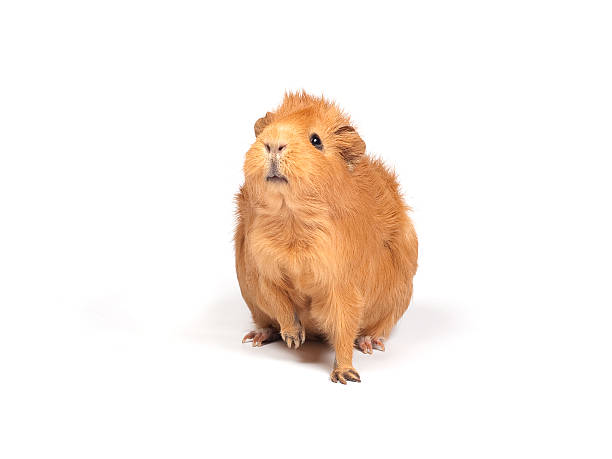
[266,173,288,184]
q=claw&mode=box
[242,331,256,343]
[346,369,361,382]
[372,338,385,352]
[357,336,373,354]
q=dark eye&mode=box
[310,133,323,150]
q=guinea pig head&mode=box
[243,93,366,203]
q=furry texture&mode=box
[234,92,418,383]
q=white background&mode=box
[1,1,611,457]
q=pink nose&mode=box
[265,142,287,155]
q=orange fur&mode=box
[234,92,418,383]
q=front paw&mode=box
[280,325,305,349]
[330,366,361,384]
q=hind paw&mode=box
[242,328,280,347]
[356,335,385,354]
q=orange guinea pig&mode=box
[234,92,418,384]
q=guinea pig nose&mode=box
[265,142,287,155]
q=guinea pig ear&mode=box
[254,111,274,137]
[334,126,366,166]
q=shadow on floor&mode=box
[184,292,461,372]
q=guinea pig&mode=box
[235,92,418,384]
